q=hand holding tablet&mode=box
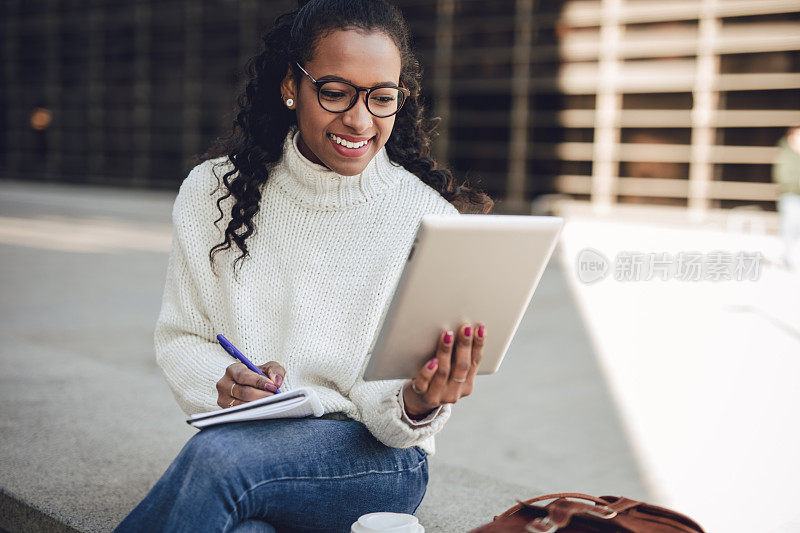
[401,323,487,419]
[363,214,563,384]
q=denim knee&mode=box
[176,427,252,484]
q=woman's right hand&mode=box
[216,361,286,408]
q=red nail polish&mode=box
[477,325,485,339]
[464,326,472,337]
[428,358,438,370]
[444,332,453,345]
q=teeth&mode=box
[328,133,370,149]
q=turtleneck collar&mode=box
[270,127,401,211]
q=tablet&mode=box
[362,214,564,381]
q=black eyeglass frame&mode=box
[294,62,410,118]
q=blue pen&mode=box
[216,334,282,394]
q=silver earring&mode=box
[285,98,294,107]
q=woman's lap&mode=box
[115,419,428,533]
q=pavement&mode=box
[1,179,650,532]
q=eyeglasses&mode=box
[295,62,409,118]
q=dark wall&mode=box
[0,0,563,205]
[1,0,295,190]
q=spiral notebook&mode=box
[186,387,324,429]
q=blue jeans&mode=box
[114,419,429,533]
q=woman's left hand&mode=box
[401,323,485,420]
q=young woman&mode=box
[116,0,493,531]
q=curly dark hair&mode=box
[194,0,494,276]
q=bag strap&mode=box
[602,495,643,514]
[521,492,611,506]
[494,493,613,522]
[523,499,632,533]
[601,496,705,532]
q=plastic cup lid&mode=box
[350,512,424,533]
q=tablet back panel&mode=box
[363,214,563,381]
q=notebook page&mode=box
[188,388,308,423]
[190,397,309,429]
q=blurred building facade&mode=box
[2,0,799,215]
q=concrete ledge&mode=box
[0,488,80,533]
[418,462,535,530]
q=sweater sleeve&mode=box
[154,165,232,416]
[348,377,452,449]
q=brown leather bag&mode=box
[468,492,705,532]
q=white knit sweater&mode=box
[154,127,459,455]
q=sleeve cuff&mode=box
[396,386,442,427]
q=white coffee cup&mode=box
[350,512,424,533]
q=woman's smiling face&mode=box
[281,29,402,176]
